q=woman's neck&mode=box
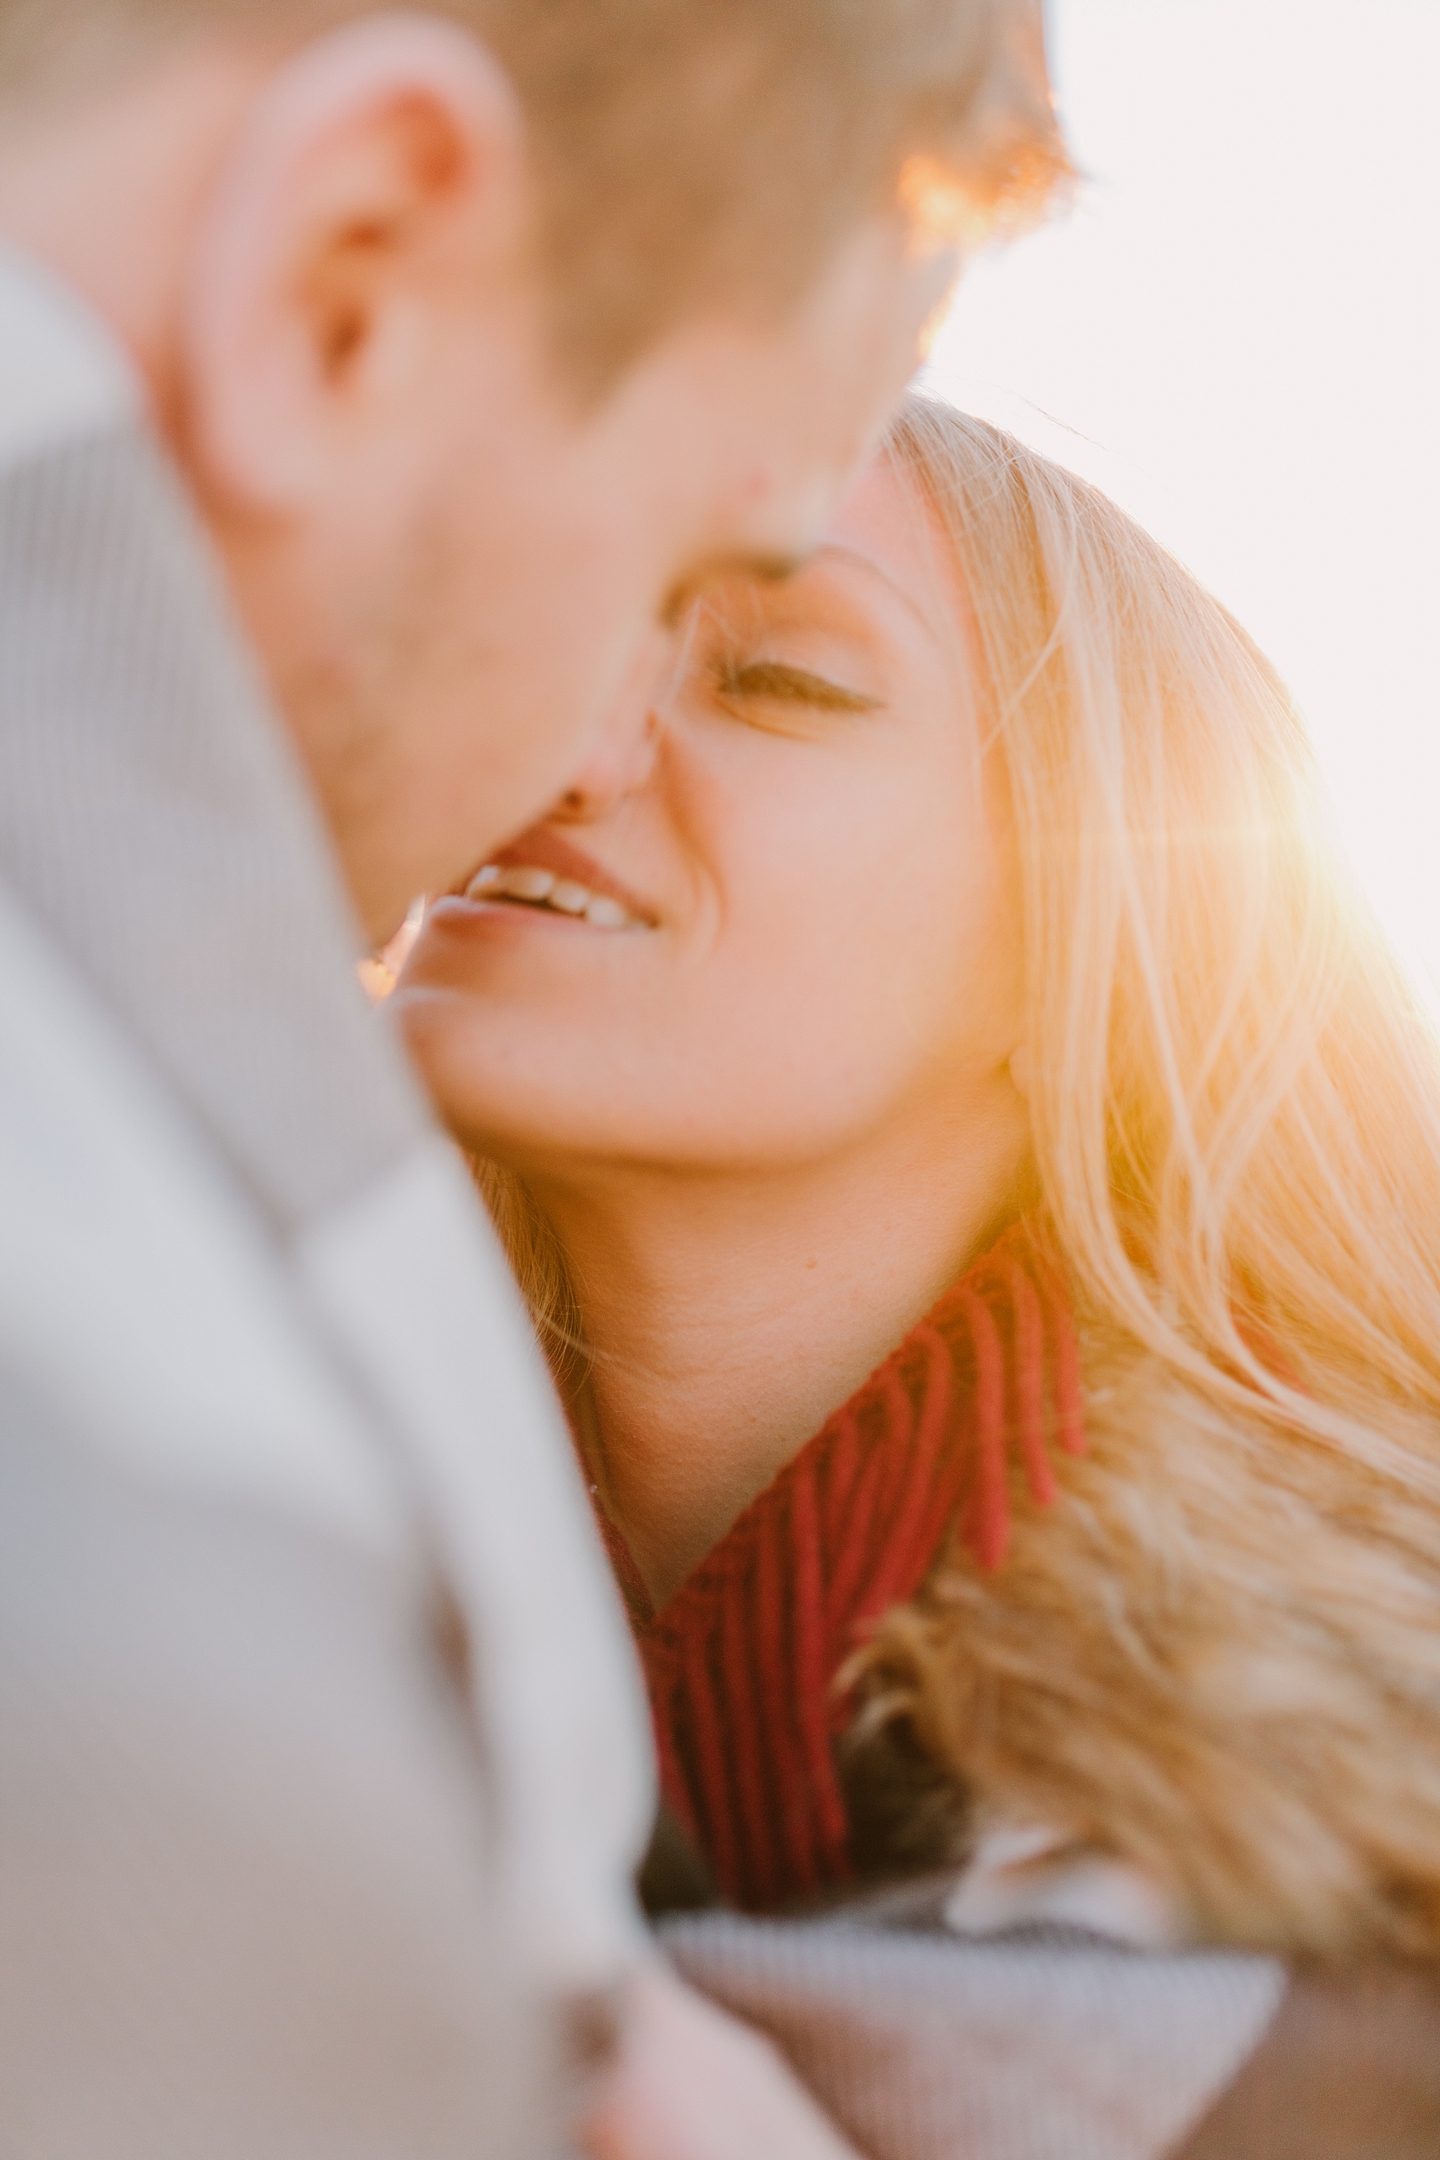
[526,1088,1029,1607]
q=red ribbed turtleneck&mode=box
[597,1218,1085,1913]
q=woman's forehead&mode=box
[818,451,952,622]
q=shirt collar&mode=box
[0,241,141,476]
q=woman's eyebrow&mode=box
[809,541,942,642]
[660,548,808,630]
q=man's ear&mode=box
[180,11,527,512]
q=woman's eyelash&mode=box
[716,660,880,714]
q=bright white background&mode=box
[925,0,1440,1006]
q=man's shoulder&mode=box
[0,877,413,1555]
[0,1368,553,2160]
[0,875,654,2002]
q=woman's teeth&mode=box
[465,862,635,929]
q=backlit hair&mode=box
[849,396,1440,1956]
[0,0,1071,397]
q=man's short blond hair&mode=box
[0,0,1070,392]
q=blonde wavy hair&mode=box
[847,395,1440,1958]
[486,394,1440,1956]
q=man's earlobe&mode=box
[179,11,527,513]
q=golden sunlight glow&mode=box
[925,0,1440,1012]
[898,155,995,260]
[360,896,425,1003]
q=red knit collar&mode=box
[600,1216,1086,1911]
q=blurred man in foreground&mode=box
[0,1,1064,2151]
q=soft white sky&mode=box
[924,0,1440,1005]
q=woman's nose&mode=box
[553,705,664,823]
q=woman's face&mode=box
[396,452,1026,1180]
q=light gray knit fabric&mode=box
[0,1392,554,2160]
[662,1908,1285,2160]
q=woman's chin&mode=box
[392,963,652,1163]
[396,896,660,1027]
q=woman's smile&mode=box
[435,826,661,937]
[461,865,638,930]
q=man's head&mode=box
[0,0,1068,942]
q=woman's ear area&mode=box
[178,11,529,512]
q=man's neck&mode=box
[527,1085,1029,1607]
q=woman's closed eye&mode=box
[715,658,883,726]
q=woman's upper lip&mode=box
[454,826,658,925]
